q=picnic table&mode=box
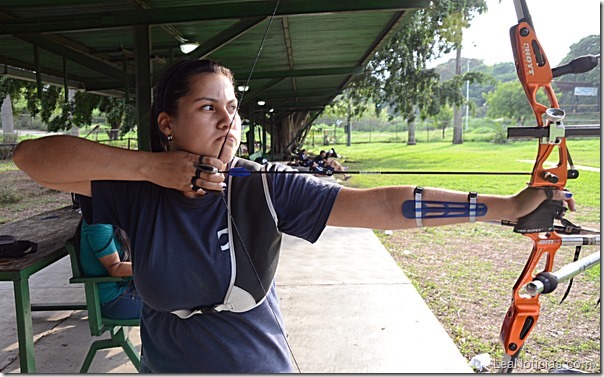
[0,206,84,373]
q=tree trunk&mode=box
[1,94,15,142]
[273,111,308,159]
[407,105,419,145]
[452,45,463,145]
[346,100,352,147]
[407,117,416,145]
[67,89,80,137]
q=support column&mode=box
[33,45,43,101]
[134,25,152,151]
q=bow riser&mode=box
[511,18,572,189]
[529,140,570,188]
[510,21,557,126]
[500,232,563,355]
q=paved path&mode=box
[278,226,472,373]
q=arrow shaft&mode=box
[223,168,530,176]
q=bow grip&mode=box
[513,198,566,234]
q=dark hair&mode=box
[113,227,131,262]
[150,59,235,152]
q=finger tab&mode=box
[194,163,219,174]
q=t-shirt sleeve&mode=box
[270,165,341,243]
[78,181,145,235]
[81,222,118,258]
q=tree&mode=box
[322,92,358,120]
[434,58,509,117]
[441,1,489,144]
[322,90,374,147]
[98,97,136,139]
[426,104,453,139]
[484,81,549,126]
[0,77,136,136]
[347,0,487,145]
[490,62,517,83]
[554,34,601,116]
[0,77,31,104]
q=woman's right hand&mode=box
[146,151,227,196]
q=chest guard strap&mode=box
[171,158,285,318]
[217,157,283,312]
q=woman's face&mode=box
[161,73,241,162]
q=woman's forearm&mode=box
[327,185,562,230]
[14,136,152,192]
[107,261,133,277]
[13,135,211,195]
[328,186,512,229]
[98,253,133,277]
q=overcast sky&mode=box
[429,0,601,67]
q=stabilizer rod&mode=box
[552,54,600,78]
[526,248,600,296]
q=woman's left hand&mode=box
[511,187,575,221]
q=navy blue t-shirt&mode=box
[80,165,340,373]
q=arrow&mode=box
[224,166,531,177]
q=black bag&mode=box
[0,235,38,258]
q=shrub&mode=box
[0,146,13,160]
[0,185,22,204]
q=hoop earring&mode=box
[167,134,173,141]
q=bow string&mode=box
[209,1,304,372]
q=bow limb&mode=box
[500,232,562,357]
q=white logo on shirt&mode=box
[217,228,230,251]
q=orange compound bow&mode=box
[499,0,600,371]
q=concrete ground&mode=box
[0,226,473,373]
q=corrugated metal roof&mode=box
[0,0,427,141]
